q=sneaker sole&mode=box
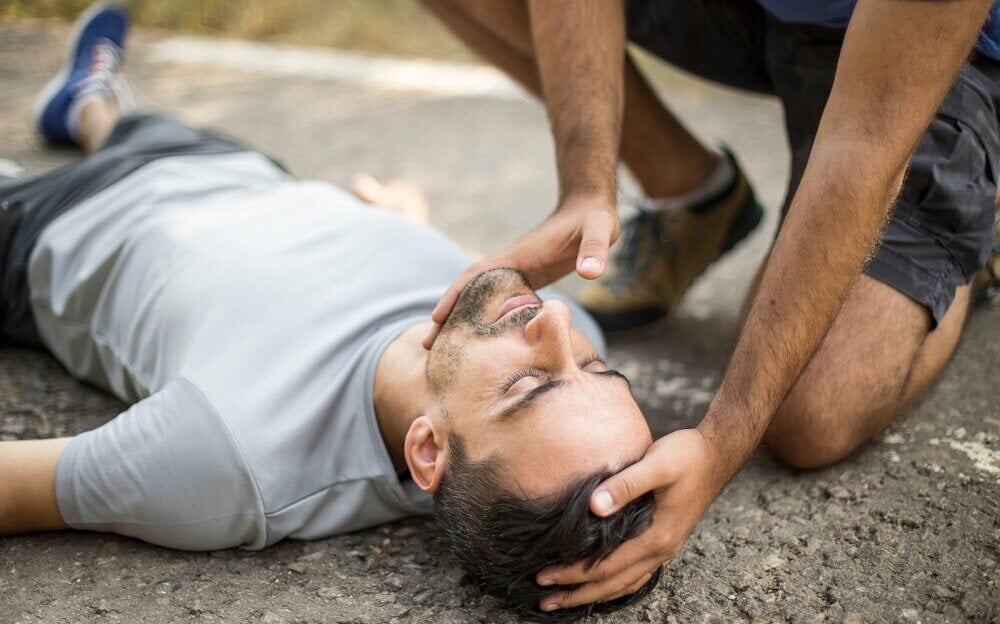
[587,194,765,332]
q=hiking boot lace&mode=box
[606,203,681,293]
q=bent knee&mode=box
[765,402,875,470]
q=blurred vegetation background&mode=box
[0,0,472,59]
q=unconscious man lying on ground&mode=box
[0,6,659,621]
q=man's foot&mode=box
[33,2,129,146]
[577,149,763,331]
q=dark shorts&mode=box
[626,0,1000,325]
[0,114,254,345]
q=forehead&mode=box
[460,376,652,498]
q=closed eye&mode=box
[497,356,629,404]
[581,355,630,387]
[500,368,547,394]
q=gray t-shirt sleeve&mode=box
[55,377,267,551]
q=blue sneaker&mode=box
[33,2,129,146]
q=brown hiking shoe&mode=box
[972,212,999,306]
[577,149,763,331]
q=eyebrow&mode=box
[494,368,631,422]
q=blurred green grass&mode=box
[0,0,472,60]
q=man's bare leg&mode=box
[0,438,71,534]
[763,276,971,469]
[421,0,718,198]
[75,94,120,155]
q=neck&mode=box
[373,321,435,473]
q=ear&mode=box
[404,415,447,493]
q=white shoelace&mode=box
[77,40,136,111]
[67,40,135,140]
[74,40,124,100]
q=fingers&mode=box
[575,210,617,280]
[430,268,474,325]
[421,323,442,351]
[538,529,663,587]
[424,263,484,349]
[539,562,659,612]
[589,451,669,517]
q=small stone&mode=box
[826,485,851,500]
[386,605,411,618]
[317,586,342,599]
[286,562,309,574]
[375,592,396,603]
[893,608,920,623]
[762,554,786,570]
[412,589,435,604]
[297,551,325,563]
[0,422,26,436]
[438,611,472,624]
[155,581,180,595]
[93,599,110,615]
[842,615,863,624]
[261,612,285,624]
[934,586,957,599]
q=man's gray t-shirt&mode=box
[28,152,604,551]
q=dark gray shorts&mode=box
[626,0,1000,325]
[0,114,253,345]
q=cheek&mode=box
[427,335,466,393]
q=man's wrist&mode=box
[695,398,761,489]
[557,189,617,215]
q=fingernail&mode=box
[594,489,614,514]
[579,256,602,273]
[541,602,559,612]
[537,577,553,586]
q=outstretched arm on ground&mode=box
[0,438,70,535]
[536,0,993,611]
[424,0,625,348]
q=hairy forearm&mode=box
[528,0,624,204]
[698,0,993,478]
[0,438,70,534]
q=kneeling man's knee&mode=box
[764,400,866,470]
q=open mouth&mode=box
[492,293,542,323]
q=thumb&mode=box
[590,456,662,517]
[576,210,617,280]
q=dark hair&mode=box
[433,433,662,622]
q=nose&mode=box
[524,300,575,367]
